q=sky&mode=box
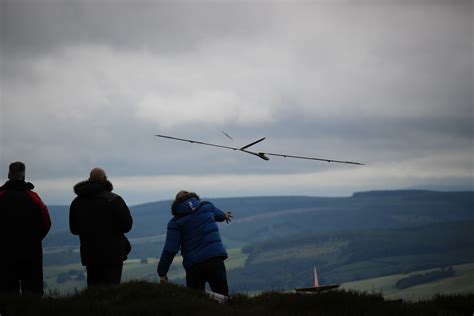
[1,0,472,205]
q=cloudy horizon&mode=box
[1,0,472,205]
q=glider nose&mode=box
[258,153,270,161]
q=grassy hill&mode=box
[1,281,473,316]
[43,191,474,262]
[39,190,474,297]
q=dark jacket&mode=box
[0,180,51,262]
[157,197,228,276]
[70,180,133,266]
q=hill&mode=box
[39,190,474,296]
[44,190,474,247]
[225,220,474,291]
[1,281,473,316]
[342,262,474,301]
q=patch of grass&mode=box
[224,248,248,270]
[248,240,348,265]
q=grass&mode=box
[341,262,474,301]
[248,240,348,265]
[1,281,473,316]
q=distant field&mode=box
[43,248,248,294]
[248,240,348,265]
[43,263,85,293]
[341,262,474,301]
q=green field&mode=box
[43,247,248,294]
[341,262,474,301]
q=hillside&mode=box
[1,281,473,316]
[44,190,474,247]
[40,190,474,296]
[225,220,474,291]
[342,262,474,301]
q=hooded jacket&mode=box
[69,180,133,266]
[157,197,228,276]
[0,180,51,262]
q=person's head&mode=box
[171,190,200,215]
[8,161,26,181]
[89,167,108,183]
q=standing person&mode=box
[0,162,51,296]
[157,191,233,296]
[70,168,133,286]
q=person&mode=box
[69,167,133,286]
[0,162,51,296]
[157,191,233,296]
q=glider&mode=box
[154,134,364,165]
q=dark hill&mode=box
[45,190,474,243]
[227,220,474,291]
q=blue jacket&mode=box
[157,197,228,276]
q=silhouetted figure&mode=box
[70,168,133,286]
[0,162,51,296]
[157,191,233,296]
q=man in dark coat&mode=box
[0,162,51,296]
[70,167,133,286]
[157,191,233,296]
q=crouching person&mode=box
[157,191,233,296]
[70,168,133,286]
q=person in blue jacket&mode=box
[157,191,233,296]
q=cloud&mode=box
[1,0,472,204]
[33,149,472,205]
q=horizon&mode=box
[40,186,474,207]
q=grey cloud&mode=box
[1,1,272,58]
[1,0,472,203]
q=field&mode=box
[341,262,474,301]
[43,247,248,294]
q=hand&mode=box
[160,275,168,283]
[225,211,233,223]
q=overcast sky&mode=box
[1,0,472,205]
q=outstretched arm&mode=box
[214,206,233,224]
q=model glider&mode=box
[154,134,364,165]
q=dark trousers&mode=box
[186,257,229,296]
[0,259,44,296]
[86,263,123,287]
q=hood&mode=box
[0,179,34,191]
[74,180,113,197]
[173,197,201,216]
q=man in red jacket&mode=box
[0,162,51,296]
